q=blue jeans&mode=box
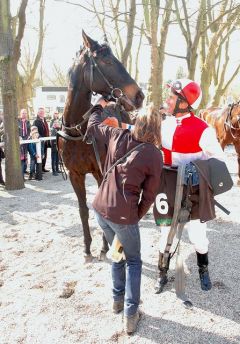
[94,210,142,317]
[51,147,59,172]
[30,157,37,174]
[21,159,27,176]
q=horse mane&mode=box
[67,50,86,89]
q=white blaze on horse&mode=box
[199,102,240,185]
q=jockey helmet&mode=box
[167,79,202,110]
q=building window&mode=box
[60,95,65,103]
[47,95,56,100]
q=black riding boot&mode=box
[196,252,212,291]
[155,252,170,294]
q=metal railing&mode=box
[0,136,57,180]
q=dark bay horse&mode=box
[200,102,240,185]
[58,31,144,260]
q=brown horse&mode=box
[200,102,240,185]
[58,31,144,260]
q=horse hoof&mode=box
[84,254,93,263]
[98,251,107,261]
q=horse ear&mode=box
[82,30,99,51]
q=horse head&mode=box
[228,101,240,128]
[68,31,144,114]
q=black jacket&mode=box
[33,117,49,137]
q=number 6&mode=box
[156,193,169,215]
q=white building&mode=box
[32,86,68,117]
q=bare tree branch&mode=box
[13,0,28,63]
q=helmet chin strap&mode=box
[172,97,191,116]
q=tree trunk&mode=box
[1,60,24,190]
[121,0,136,67]
[0,0,28,190]
[157,0,174,106]
[144,0,173,107]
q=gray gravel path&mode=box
[0,146,239,344]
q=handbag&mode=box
[207,158,233,196]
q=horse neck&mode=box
[63,84,92,126]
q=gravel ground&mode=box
[0,146,240,344]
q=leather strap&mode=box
[104,143,145,179]
[92,136,103,175]
[162,163,186,266]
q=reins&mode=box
[224,102,240,140]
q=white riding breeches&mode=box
[159,220,209,254]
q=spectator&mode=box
[28,125,43,180]
[50,111,60,128]
[33,107,50,172]
[27,126,44,180]
[20,137,28,178]
[18,108,31,174]
[50,112,61,176]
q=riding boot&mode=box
[196,252,212,291]
[155,252,170,294]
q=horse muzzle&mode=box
[120,89,145,112]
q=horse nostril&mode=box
[135,90,145,107]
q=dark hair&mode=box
[132,104,161,147]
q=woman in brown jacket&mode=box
[87,100,163,335]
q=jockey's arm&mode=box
[199,127,225,161]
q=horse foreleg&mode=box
[92,172,109,260]
[233,143,240,186]
[69,172,93,261]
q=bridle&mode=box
[61,46,136,138]
[224,101,240,140]
[58,45,138,177]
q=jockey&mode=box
[155,78,225,293]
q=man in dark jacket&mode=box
[87,99,163,335]
[33,107,50,172]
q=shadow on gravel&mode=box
[138,314,240,344]
[1,178,94,239]
[140,215,240,325]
